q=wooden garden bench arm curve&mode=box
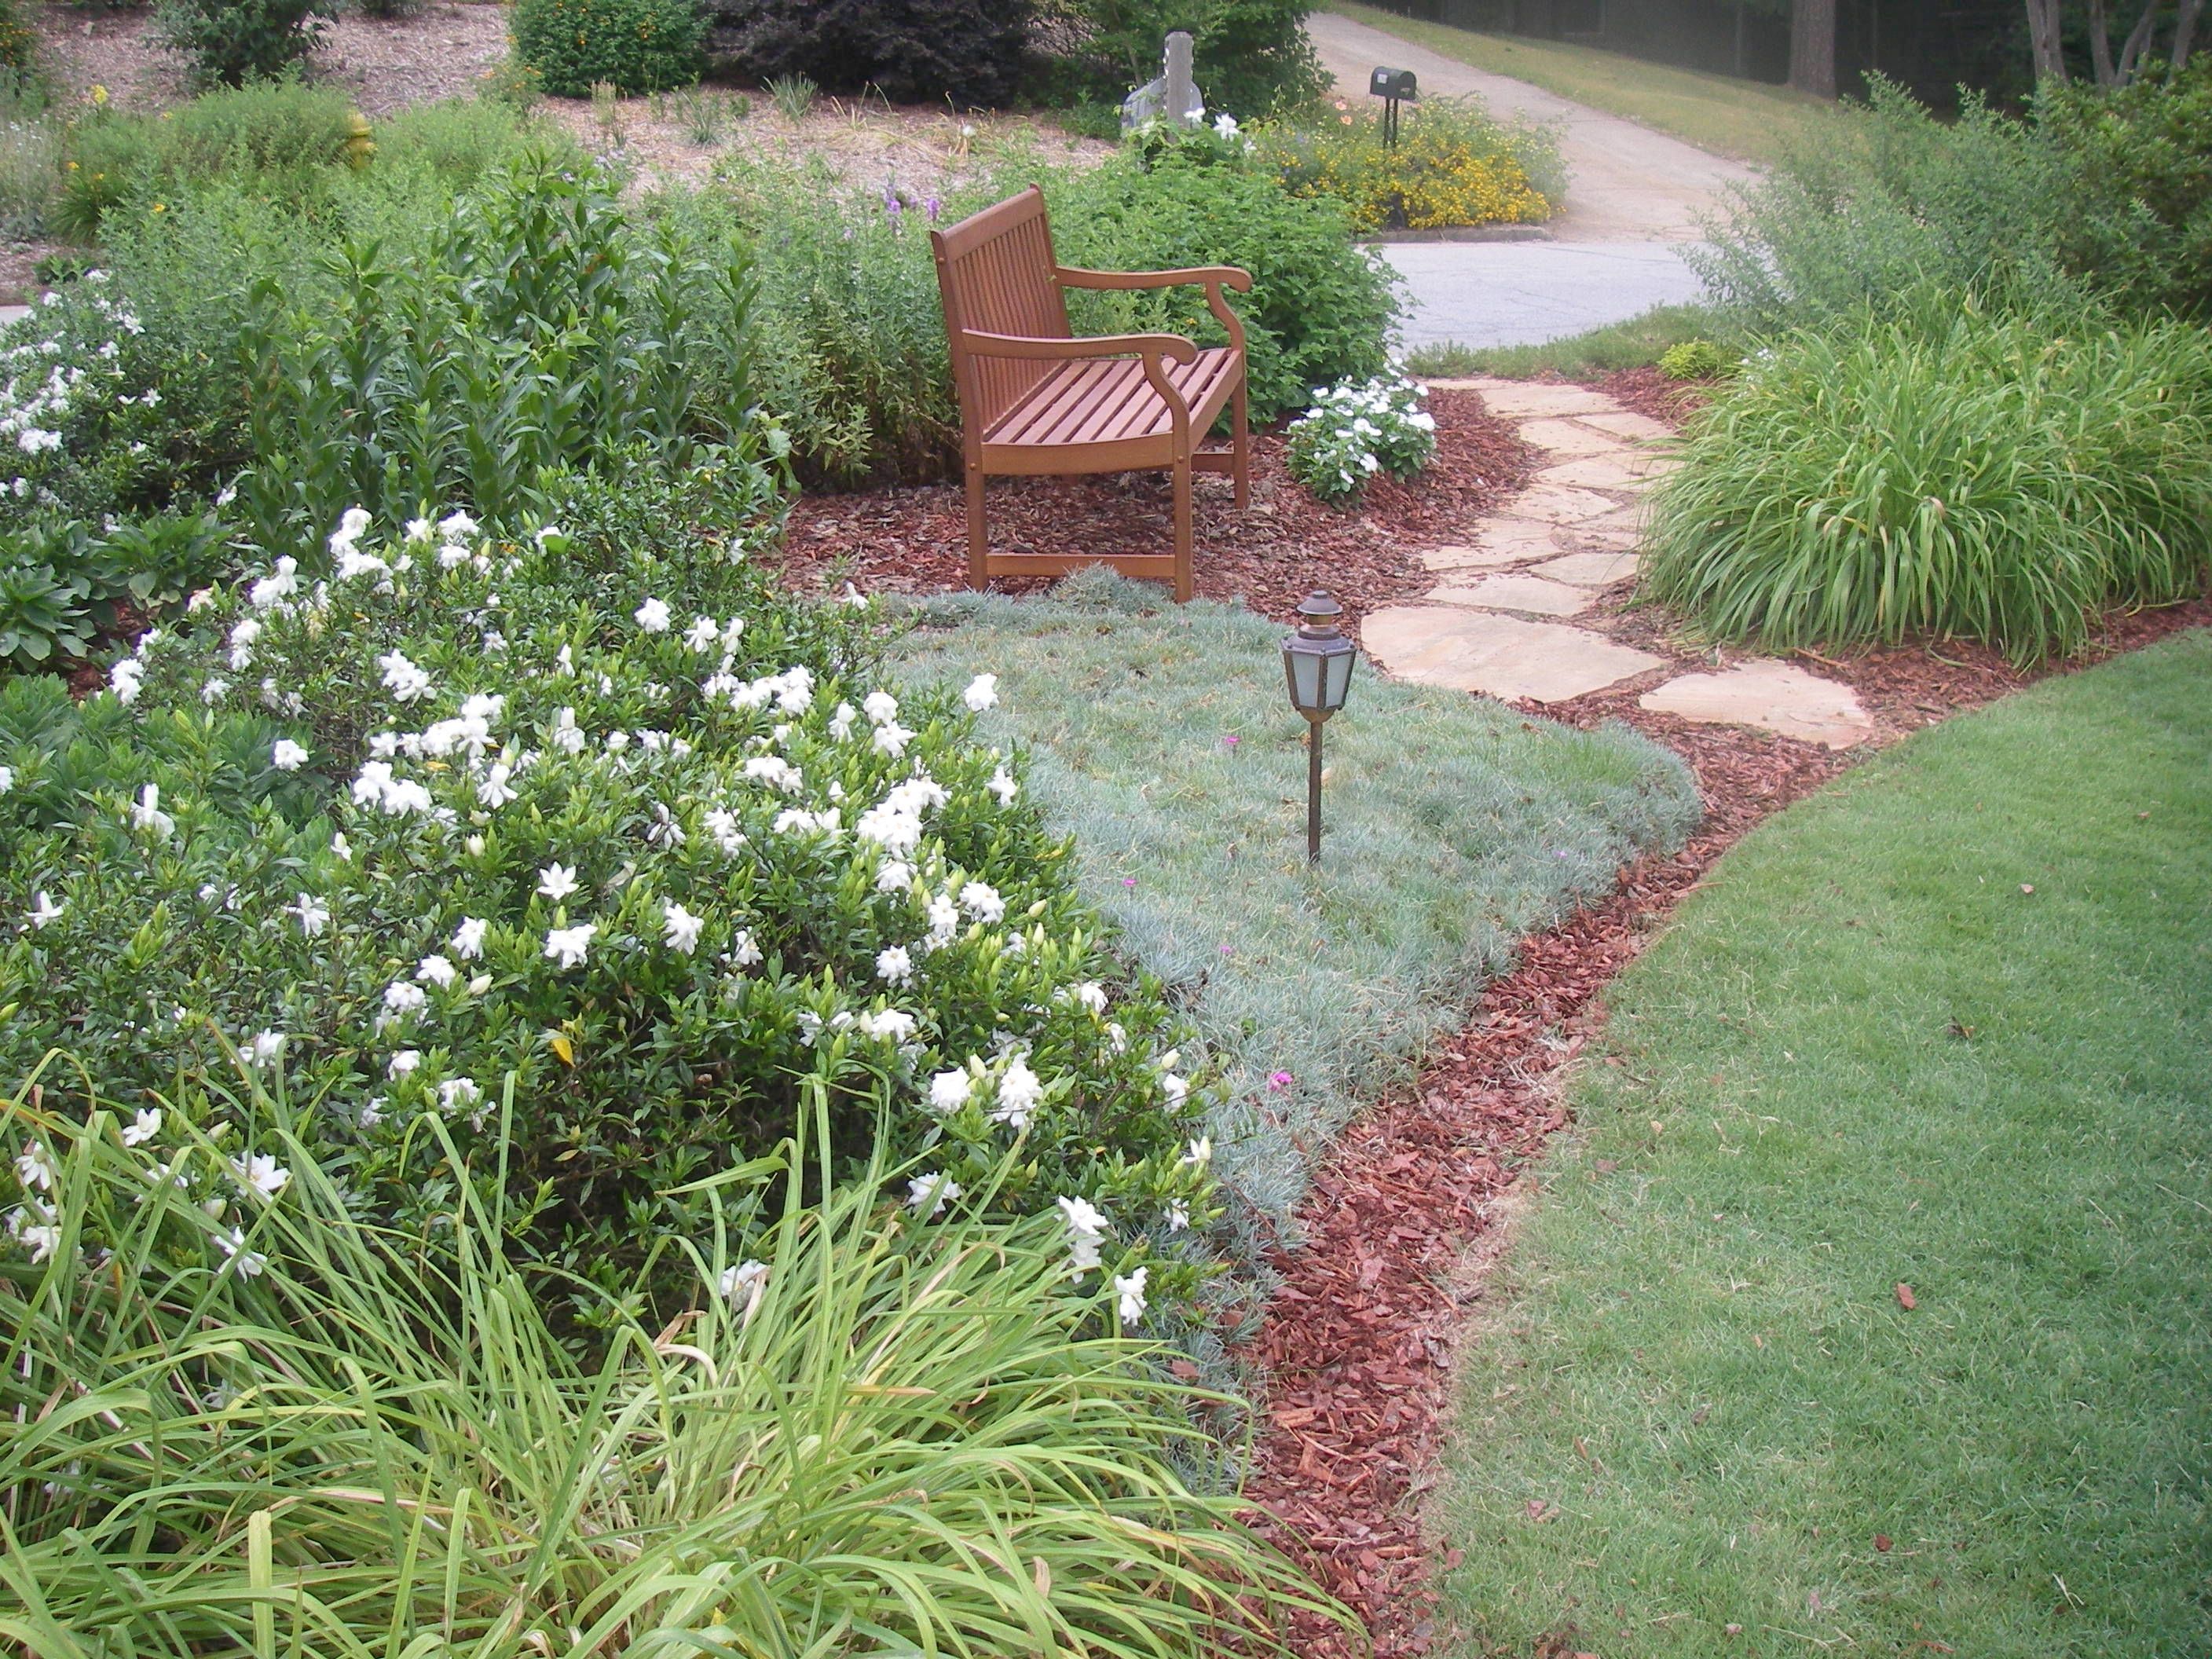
[930,185,1254,602]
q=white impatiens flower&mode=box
[633,596,672,632]
[988,767,1018,805]
[215,1228,268,1278]
[991,1057,1043,1130]
[874,944,913,985]
[906,1171,961,1218]
[963,673,999,712]
[287,893,331,937]
[27,890,63,930]
[375,650,435,705]
[451,917,489,960]
[247,1031,287,1068]
[720,1258,769,1322]
[1114,1265,1149,1324]
[387,1049,421,1080]
[537,863,580,902]
[270,738,309,771]
[958,881,1005,924]
[416,954,458,989]
[130,782,175,837]
[231,1152,291,1199]
[543,923,597,970]
[662,900,704,954]
[928,1067,972,1114]
[122,1108,162,1148]
[1056,1195,1109,1273]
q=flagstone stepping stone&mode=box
[1536,452,1672,490]
[1363,606,1668,703]
[1576,410,1675,441]
[1639,660,1874,748]
[1516,418,1630,457]
[1514,482,1628,526]
[1574,502,1649,536]
[1529,550,1639,586]
[1472,383,1622,419]
[1422,541,1540,573]
[1431,572,1595,617]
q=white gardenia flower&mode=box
[477,764,518,810]
[375,650,435,704]
[130,783,175,837]
[287,893,331,937]
[382,981,428,1017]
[683,614,720,652]
[438,1077,482,1114]
[991,1057,1043,1130]
[1166,1199,1191,1232]
[122,1108,162,1148]
[988,767,1019,805]
[958,881,1005,924]
[0,764,11,794]
[1179,1136,1211,1168]
[923,893,961,950]
[248,1031,287,1068]
[928,1067,972,1114]
[874,944,913,985]
[720,1258,770,1321]
[862,690,899,725]
[1114,1265,1149,1324]
[232,1152,290,1199]
[859,1008,916,1042]
[963,673,999,712]
[828,701,858,740]
[439,509,478,539]
[729,928,764,967]
[537,863,580,902]
[451,917,489,960]
[387,1049,422,1079]
[871,720,916,759]
[27,890,64,930]
[109,658,144,705]
[416,954,458,989]
[543,922,598,970]
[215,1228,267,1278]
[875,859,914,895]
[1056,1194,1109,1273]
[633,597,672,632]
[662,900,704,954]
[270,738,309,771]
[906,1171,961,1218]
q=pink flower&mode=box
[1221,733,1240,749]
[1267,1070,1294,1091]
[1121,877,1137,888]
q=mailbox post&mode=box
[1368,67,1416,146]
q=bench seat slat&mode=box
[987,348,1242,449]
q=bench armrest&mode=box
[958,329,1199,365]
[1055,265,1251,352]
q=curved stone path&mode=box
[1364,377,1878,749]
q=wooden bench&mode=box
[929,185,1252,602]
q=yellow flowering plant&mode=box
[1254,94,1562,233]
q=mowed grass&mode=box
[1434,628,2212,1657]
[892,572,1699,1262]
[1405,302,1723,379]
[1330,2,1837,166]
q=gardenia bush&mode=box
[1285,375,1437,503]
[2,495,1220,1318]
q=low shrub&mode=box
[710,0,1030,108]
[153,0,336,87]
[1284,375,1436,502]
[1258,94,1561,232]
[1657,336,1728,379]
[512,0,705,97]
[1643,293,2212,666]
[0,511,229,668]
[0,72,53,236]
[0,1085,1344,1653]
[0,0,33,75]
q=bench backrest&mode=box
[930,186,1071,437]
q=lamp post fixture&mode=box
[1281,591,1358,864]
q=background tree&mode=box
[1789,0,1837,94]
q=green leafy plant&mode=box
[0,0,35,75]
[0,559,93,667]
[0,71,55,236]
[1643,292,2212,666]
[152,0,337,87]
[511,0,705,98]
[1032,0,1325,121]
[0,1075,1351,1654]
[765,70,817,120]
[1255,93,1562,232]
[1657,337,1728,379]
[1284,375,1437,503]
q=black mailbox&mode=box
[1368,67,1417,100]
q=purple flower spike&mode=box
[925,195,942,222]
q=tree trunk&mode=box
[2089,0,2118,84]
[2025,0,2067,82]
[2115,0,2159,80]
[1789,0,1837,97]
[2177,0,2205,68]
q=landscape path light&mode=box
[1281,590,1358,864]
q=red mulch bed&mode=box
[771,390,1534,628]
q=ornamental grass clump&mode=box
[0,1073,1348,1654]
[1284,375,1437,503]
[1642,294,2212,667]
[1,475,1220,1320]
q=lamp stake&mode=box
[1307,718,1324,863]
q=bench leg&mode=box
[1232,379,1250,510]
[1173,457,1194,603]
[964,465,988,591]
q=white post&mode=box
[1163,31,1196,126]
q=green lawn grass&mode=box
[1330,2,1837,166]
[1434,628,2212,1657]
[891,572,1699,1273]
[1404,302,1724,379]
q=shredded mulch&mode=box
[774,390,1535,628]
[1590,364,1715,427]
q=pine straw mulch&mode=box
[773,390,1536,629]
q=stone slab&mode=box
[1573,502,1649,536]
[1515,417,1630,457]
[1421,541,1542,573]
[1474,383,1622,419]
[1639,660,1874,748]
[1362,606,1668,702]
[1512,482,1629,526]
[1576,409,1675,441]
[1551,523,1643,554]
[1536,452,1673,489]
[1419,375,1518,393]
[1529,550,1639,587]
[1431,573,1596,617]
